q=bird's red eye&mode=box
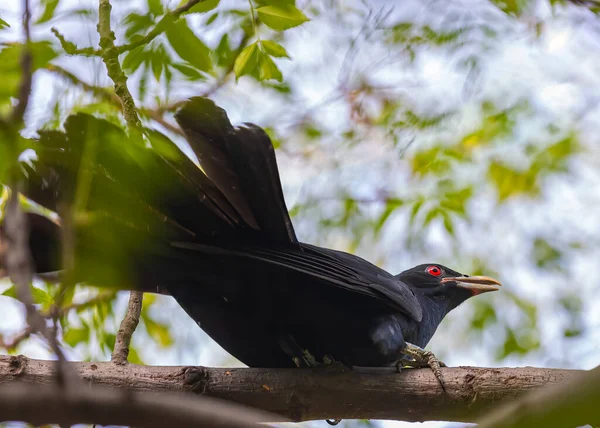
[426,266,443,277]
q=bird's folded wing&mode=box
[171,241,423,322]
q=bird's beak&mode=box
[441,275,502,295]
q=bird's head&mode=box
[397,264,501,309]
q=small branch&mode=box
[111,291,143,364]
[0,326,33,350]
[52,0,208,56]
[0,291,116,351]
[51,27,100,56]
[48,290,117,317]
[116,0,207,53]
[478,364,600,428]
[0,382,271,428]
[10,0,33,124]
[3,193,74,385]
[46,65,184,135]
[97,0,141,130]
[0,355,583,423]
[139,107,185,136]
[46,64,119,104]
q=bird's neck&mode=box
[413,293,459,347]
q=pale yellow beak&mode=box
[441,275,502,295]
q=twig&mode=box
[117,0,208,53]
[46,64,119,104]
[51,0,209,57]
[10,0,33,125]
[3,193,73,384]
[0,326,33,350]
[0,291,117,351]
[98,0,141,129]
[111,291,143,364]
[51,27,100,56]
[45,64,184,135]
[139,107,185,135]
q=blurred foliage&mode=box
[0,0,599,412]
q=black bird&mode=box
[0,97,501,385]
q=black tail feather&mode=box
[175,97,259,231]
[175,97,298,246]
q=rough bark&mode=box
[0,355,581,423]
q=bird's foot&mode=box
[399,343,447,392]
[302,349,319,367]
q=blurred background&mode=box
[1,0,600,427]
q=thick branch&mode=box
[0,382,272,427]
[0,355,582,423]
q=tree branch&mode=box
[0,382,273,428]
[111,291,143,364]
[0,355,583,423]
[10,0,33,125]
[478,364,600,428]
[97,0,141,129]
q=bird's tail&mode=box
[0,98,297,290]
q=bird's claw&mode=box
[400,343,447,392]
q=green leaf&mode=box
[37,0,60,24]
[63,326,89,347]
[258,53,282,81]
[441,211,454,235]
[0,17,10,29]
[206,12,219,25]
[121,46,146,73]
[147,0,164,16]
[187,0,220,14]
[171,62,204,80]
[151,51,163,81]
[409,199,424,225]
[256,5,309,31]
[128,346,145,364]
[374,199,403,235]
[2,285,54,307]
[261,40,290,58]
[165,19,212,72]
[215,33,234,67]
[234,41,260,79]
[143,315,173,347]
[487,161,538,201]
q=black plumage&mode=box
[0,97,501,376]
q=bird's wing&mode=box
[171,241,423,322]
[175,98,298,246]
